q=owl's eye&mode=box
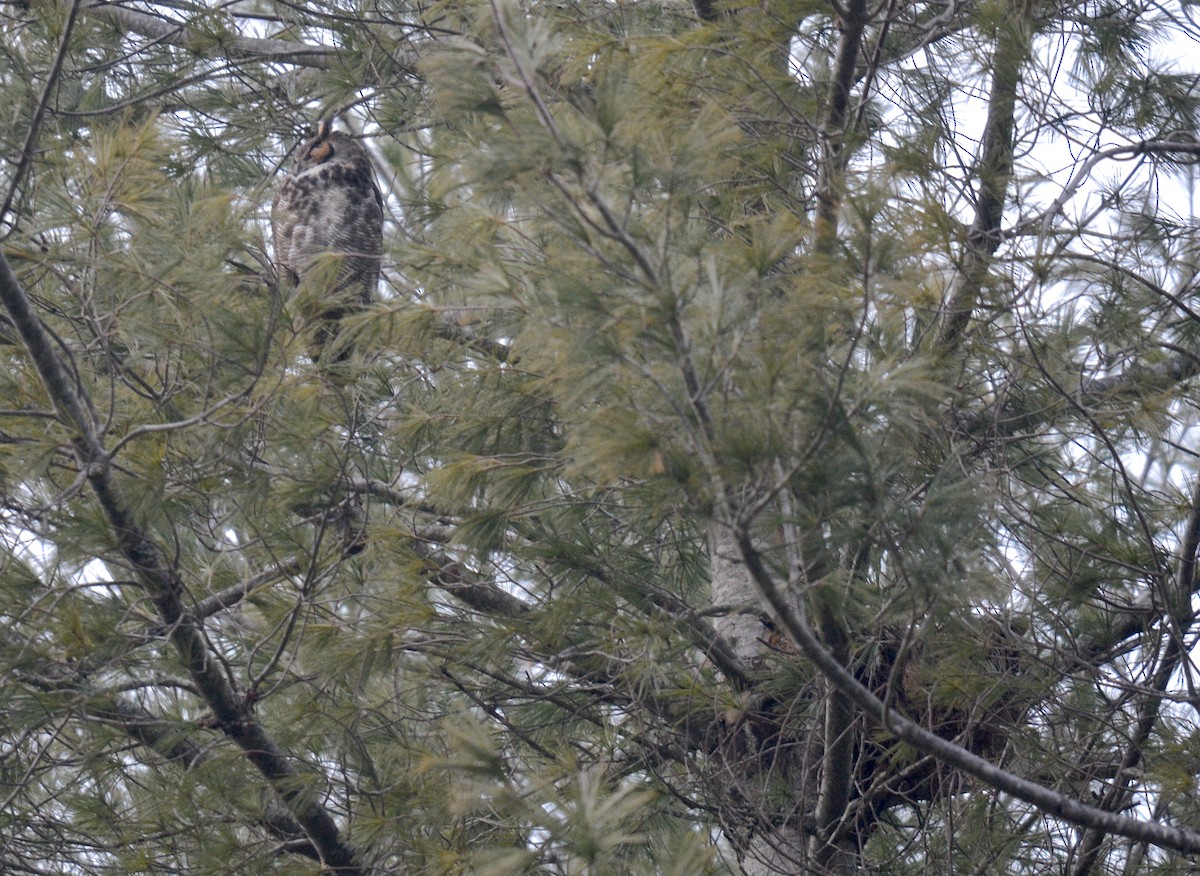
[308,140,334,163]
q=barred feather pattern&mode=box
[272,121,383,360]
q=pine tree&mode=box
[3,0,1200,873]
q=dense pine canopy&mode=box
[3,0,1200,873]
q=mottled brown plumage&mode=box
[272,120,383,361]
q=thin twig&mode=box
[1,0,83,238]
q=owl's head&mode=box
[292,120,371,174]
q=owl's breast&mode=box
[272,157,383,303]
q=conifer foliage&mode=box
[3,0,1200,873]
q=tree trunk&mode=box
[710,521,847,873]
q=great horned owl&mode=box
[271,120,383,361]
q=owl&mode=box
[272,120,384,361]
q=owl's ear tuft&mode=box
[308,140,334,163]
[304,120,335,163]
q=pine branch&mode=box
[77,0,338,68]
[0,251,364,874]
[1072,459,1200,662]
[419,540,749,749]
[809,592,857,872]
[186,558,304,621]
[1,0,82,237]
[1008,139,1200,241]
[814,0,869,253]
[1068,636,1184,875]
[857,0,969,82]
[730,518,1200,857]
[72,0,418,80]
[936,5,1029,352]
[809,5,871,866]
[958,352,1200,443]
[100,697,324,863]
[9,637,327,862]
